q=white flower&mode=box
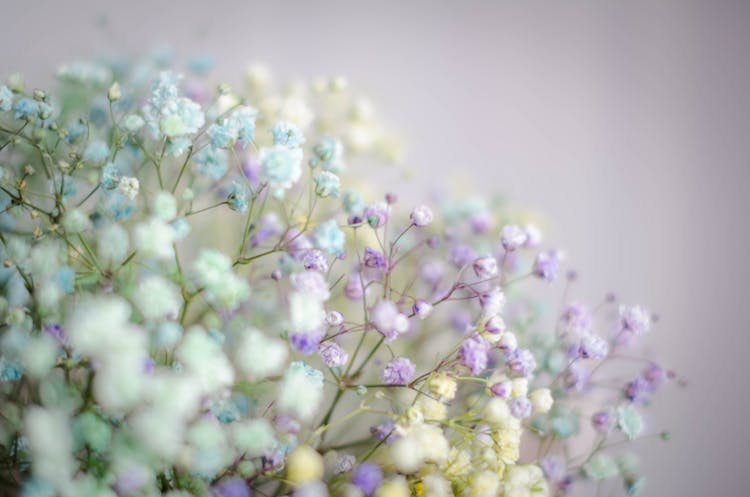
[463,470,501,497]
[529,388,554,414]
[117,176,140,200]
[152,191,178,221]
[134,218,175,260]
[231,418,276,457]
[96,223,130,267]
[410,205,434,227]
[290,291,325,331]
[176,327,235,395]
[234,328,288,379]
[133,275,181,320]
[25,407,75,488]
[62,209,91,234]
[500,224,527,251]
[277,361,324,422]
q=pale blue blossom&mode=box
[311,136,345,172]
[193,147,228,179]
[258,145,303,191]
[13,98,38,120]
[227,179,250,213]
[0,85,13,112]
[83,140,110,164]
[314,219,345,257]
[271,121,305,148]
[313,171,340,198]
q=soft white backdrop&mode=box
[2,0,748,494]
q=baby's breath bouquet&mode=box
[0,52,676,497]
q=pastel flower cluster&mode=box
[0,51,676,497]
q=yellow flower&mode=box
[374,476,410,497]
[286,445,324,486]
[428,373,457,401]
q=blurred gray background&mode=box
[2,0,748,494]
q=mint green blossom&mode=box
[0,85,13,112]
[314,219,345,257]
[258,145,303,191]
[313,171,340,198]
[617,405,644,440]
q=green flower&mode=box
[618,405,644,440]
[583,453,619,480]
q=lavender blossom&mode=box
[381,357,416,385]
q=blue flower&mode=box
[314,219,345,257]
[342,190,364,216]
[229,106,258,147]
[271,121,305,148]
[258,145,303,191]
[313,171,340,198]
[0,356,22,382]
[101,162,119,189]
[65,120,87,144]
[193,147,228,180]
[83,140,110,163]
[0,85,13,112]
[13,97,38,120]
[227,179,250,213]
[167,136,192,157]
[311,136,345,172]
[188,54,216,75]
[54,266,75,293]
[207,122,233,149]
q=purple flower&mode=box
[371,420,398,443]
[643,364,668,390]
[319,341,348,368]
[352,462,383,496]
[451,308,473,333]
[412,299,433,319]
[509,396,532,419]
[261,448,285,472]
[364,202,389,228]
[249,213,282,248]
[540,455,566,482]
[624,376,652,404]
[274,414,301,434]
[325,310,344,326]
[370,300,408,341]
[500,224,527,251]
[290,271,330,301]
[560,303,592,336]
[381,357,416,385]
[449,244,476,268]
[459,334,490,375]
[563,362,590,392]
[533,250,560,282]
[470,212,491,234]
[363,247,387,270]
[592,408,614,433]
[299,249,329,272]
[419,259,444,285]
[523,224,543,248]
[290,329,323,355]
[578,333,608,359]
[211,478,250,497]
[489,380,512,399]
[506,348,536,377]
[484,315,505,335]
[344,273,364,300]
[43,324,66,344]
[620,304,651,336]
[473,256,498,279]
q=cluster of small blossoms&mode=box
[0,51,676,497]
